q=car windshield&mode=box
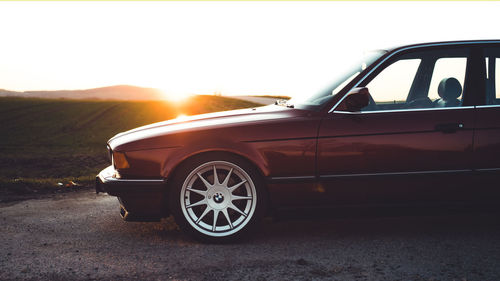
[287,50,387,110]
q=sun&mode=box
[160,89,193,104]
[175,114,189,121]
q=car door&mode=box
[316,46,477,207]
[472,44,500,203]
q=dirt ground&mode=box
[1,190,500,281]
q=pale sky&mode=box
[0,1,498,100]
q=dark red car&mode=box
[96,40,500,242]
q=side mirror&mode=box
[337,87,370,112]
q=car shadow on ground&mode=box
[258,213,500,240]
[109,209,500,244]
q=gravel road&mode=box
[1,190,500,281]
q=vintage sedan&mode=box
[96,40,500,242]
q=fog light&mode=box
[113,151,130,169]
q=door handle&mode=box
[435,123,464,133]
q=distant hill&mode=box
[0,85,165,101]
[0,85,291,102]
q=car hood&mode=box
[108,104,300,151]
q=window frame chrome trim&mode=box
[332,106,475,115]
[328,41,500,114]
[476,104,500,108]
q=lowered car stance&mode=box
[96,40,500,242]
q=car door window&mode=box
[351,48,470,112]
[484,47,500,105]
[365,59,421,108]
[427,58,467,102]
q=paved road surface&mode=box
[1,190,500,280]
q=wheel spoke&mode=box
[229,203,247,217]
[186,199,207,209]
[221,168,233,187]
[196,206,212,224]
[197,172,212,189]
[187,187,207,196]
[228,180,247,193]
[222,208,233,229]
[212,210,220,231]
[231,195,252,201]
[213,165,219,185]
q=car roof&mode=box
[385,40,500,53]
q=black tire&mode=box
[168,153,267,243]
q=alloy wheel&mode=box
[180,161,257,237]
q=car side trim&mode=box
[99,177,165,186]
[319,169,471,179]
[266,176,316,183]
[267,169,473,183]
[476,168,500,172]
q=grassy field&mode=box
[251,95,291,100]
[0,96,259,200]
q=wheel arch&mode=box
[163,148,269,182]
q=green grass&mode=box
[0,96,260,198]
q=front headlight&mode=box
[112,151,130,169]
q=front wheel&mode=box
[169,154,266,242]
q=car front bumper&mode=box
[96,165,166,196]
[96,165,169,221]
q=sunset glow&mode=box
[161,89,193,103]
[175,114,189,121]
[0,2,498,101]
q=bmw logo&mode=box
[213,192,224,203]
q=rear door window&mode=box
[484,47,500,105]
